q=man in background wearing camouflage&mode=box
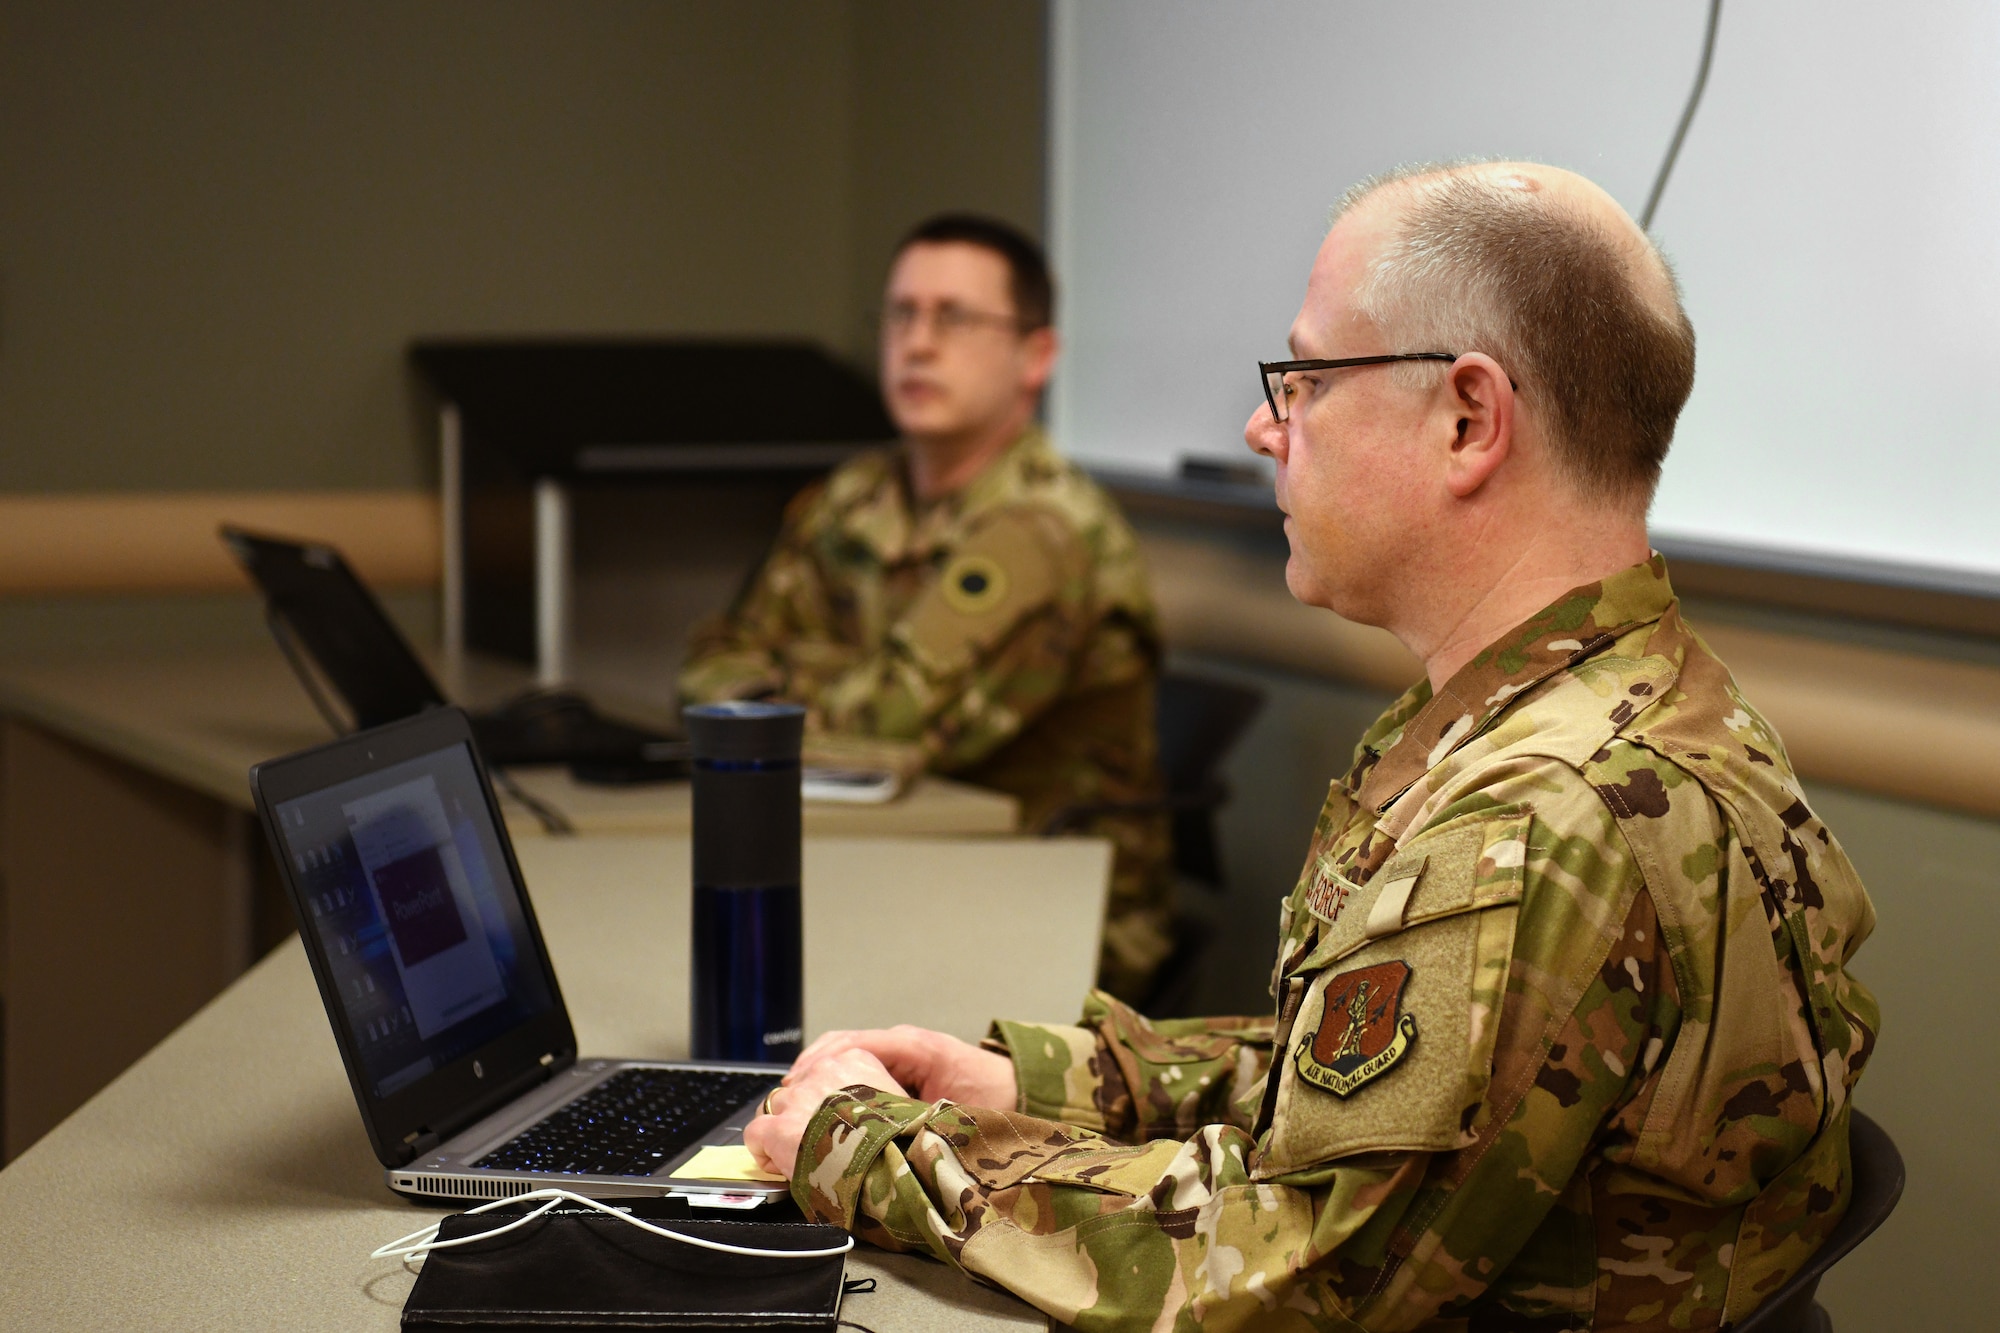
[745,164,1879,1331]
[678,215,1171,1004]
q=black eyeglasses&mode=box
[1259,354,1457,422]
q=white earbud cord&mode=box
[372,1187,856,1265]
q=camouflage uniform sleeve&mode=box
[678,484,859,705]
[788,759,1693,1329]
[987,992,1275,1142]
[810,504,1099,772]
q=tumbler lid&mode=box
[682,701,806,762]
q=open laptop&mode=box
[250,705,786,1203]
[221,525,685,773]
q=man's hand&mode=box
[790,1025,1017,1108]
[743,1049,905,1179]
[741,1027,1019,1180]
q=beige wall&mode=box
[846,1,1046,353]
[0,1,1045,493]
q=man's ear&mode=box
[1019,326,1059,395]
[1442,353,1514,498]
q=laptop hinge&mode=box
[402,1129,441,1161]
[427,1056,567,1153]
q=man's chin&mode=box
[897,420,967,447]
[887,396,960,436]
[1286,556,1372,622]
[1283,558,1326,610]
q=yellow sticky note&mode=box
[670,1144,785,1183]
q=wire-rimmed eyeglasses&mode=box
[1259,354,1457,422]
[880,302,1031,342]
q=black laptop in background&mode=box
[221,526,685,773]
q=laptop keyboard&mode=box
[476,1067,778,1178]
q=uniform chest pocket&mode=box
[1256,808,1530,1176]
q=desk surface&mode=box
[495,763,1017,840]
[0,647,1017,837]
[0,834,1108,1330]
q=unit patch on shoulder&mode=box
[939,553,1010,615]
[1295,960,1418,1098]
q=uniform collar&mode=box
[1353,553,1679,813]
[842,426,1054,564]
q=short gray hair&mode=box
[1336,162,1695,499]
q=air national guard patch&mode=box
[1296,960,1418,1098]
[940,553,1009,615]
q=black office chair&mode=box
[1042,671,1266,1016]
[1153,672,1268,891]
[1733,1109,1905,1333]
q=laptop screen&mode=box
[221,527,449,730]
[270,740,558,1100]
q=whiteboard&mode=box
[1049,1,2000,592]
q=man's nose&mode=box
[898,318,941,356]
[1244,402,1285,461]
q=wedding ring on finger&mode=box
[761,1087,781,1116]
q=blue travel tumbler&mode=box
[684,701,805,1063]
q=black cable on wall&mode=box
[1641,0,1724,230]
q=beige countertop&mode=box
[0,646,1018,837]
[494,761,1017,840]
[0,833,1109,1330]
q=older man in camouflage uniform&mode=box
[746,165,1879,1331]
[679,215,1170,1003]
